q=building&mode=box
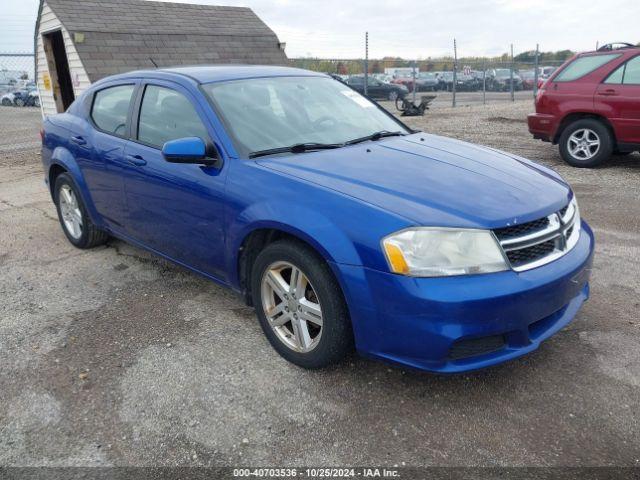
[34,0,287,116]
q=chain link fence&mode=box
[289,52,568,107]
[0,53,41,161]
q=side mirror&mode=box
[162,137,217,165]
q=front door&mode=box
[595,55,640,144]
[121,81,229,279]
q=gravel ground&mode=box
[0,100,638,469]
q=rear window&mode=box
[554,54,621,82]
[91,85,135,136]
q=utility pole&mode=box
[364,32,369,96]
[452,38,457,107]
[412,60,417,104]
[533,43,539,100]
[510,43,515,102]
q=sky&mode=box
[2,0,638,59]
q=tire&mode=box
[53,173,109,248]
[388,90,398,101]
[559,119,613,168]
[14,98,25,107]
[1,98,11,106]
[251,239,354,369]
[33,97,40,108]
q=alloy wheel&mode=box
[260,261,323,353]
[59,184,83,239]
[568,128,600,160]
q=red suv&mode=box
[528,43,640,167]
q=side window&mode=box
[91,85,135,136]
[605,64,625,84]
[137,85,208,148]
[555,54,621,82]
[623,56,640,85]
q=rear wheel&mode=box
[559,119,613,168]
[54,173,109,248]
[388,90,398,101]
[251,240,353,369]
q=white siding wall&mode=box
[36,2,91,117]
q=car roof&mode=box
[579,46,640,57]
[95,65,326,85]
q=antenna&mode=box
[149,57,159,68]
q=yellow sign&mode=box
[43,72,51,91]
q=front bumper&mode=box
[527,112,557,142]
[333,221,594,373]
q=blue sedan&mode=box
[41,66,594,373]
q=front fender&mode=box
[225,200,362,289]
[49,147,101,226]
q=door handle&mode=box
[598,89,619,96]
[125,154,147,167]
[70,135,86,146]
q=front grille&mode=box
[494,216,549,240]
[505,238,556,267]
[449,335,506,360]
[493,200,579,272]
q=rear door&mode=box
[366,78,383,99]
[67,81,138,229]
[595,55,640,144]
[121,80,229,278]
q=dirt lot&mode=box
[0,100,639,468]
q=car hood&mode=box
[255,133,571,228]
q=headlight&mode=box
[382,228,508,277]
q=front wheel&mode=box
[54,173,109,248]
[388,90,398,101]
[251,240,353,369]
[559,119,613,168]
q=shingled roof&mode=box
[36,0,288,82]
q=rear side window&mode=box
[604,56,640,85]
[91,85,135,136]
[623,56,640,84]
[137,85,208,148]
[555,54,621,82]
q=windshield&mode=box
[202,76,408,157]
[418,73,435,79]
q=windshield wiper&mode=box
[249,142,344,159]
[344,130,406,146]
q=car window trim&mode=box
[553,53,622,83]
[601,54,640,85]
[130,81,214,152]
[88,82,138,140]
[621,54,640,85]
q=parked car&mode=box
[435,71,453,91]
[391,74,417,92]
[528,44,640,167]
[539,66,557,79]
[455,73,480,91]
[1,91,15,106]
[414,72,438,91]
[41,66,593,373]
[519,70,536,90]
[486,68,523,91]
[346,75,408,100]
[372,73,393,84]
[0,88,40,107]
